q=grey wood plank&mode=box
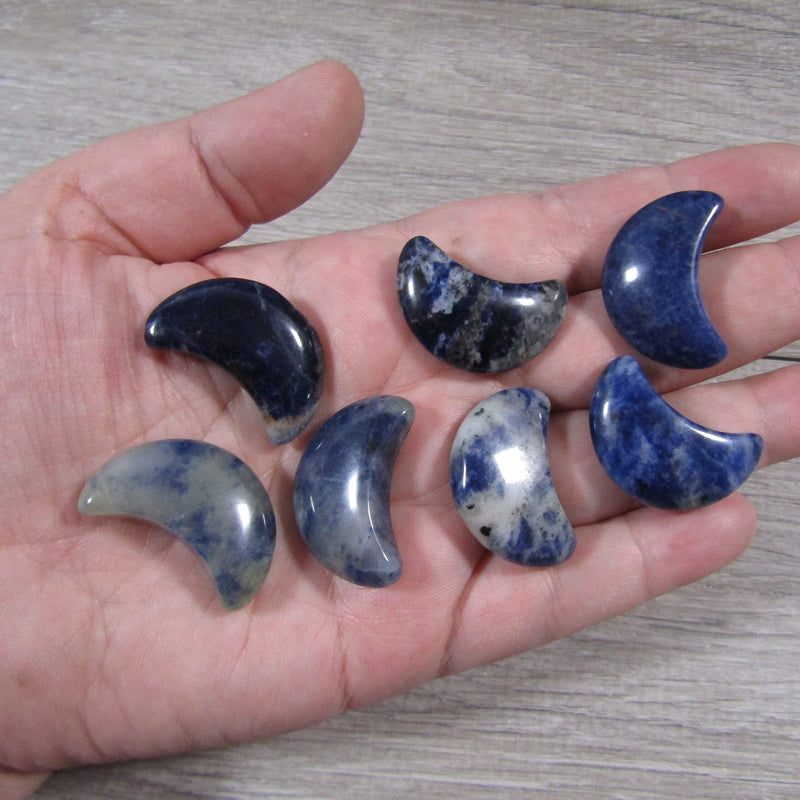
[0,1,796,798]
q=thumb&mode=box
[6,60,364,263]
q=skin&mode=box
[3,60,800,797]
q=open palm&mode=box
[4,61,800,794]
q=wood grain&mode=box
[0,1,797,797]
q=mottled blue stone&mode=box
[398,236,567,373]
[590,356,763,510]
[450,388,576,566]
[602,191,727,369]
[78,439,276,610]
[293,396,414,587]
[145,278,324,444]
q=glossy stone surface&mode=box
[450,388,576,566]
[590,356,763,510]
[602,190,727,369]
[293,396,414,587]
[145,278,324,444]
[78,440,276,610]
[398,236,567,372]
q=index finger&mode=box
[400,142,800,292]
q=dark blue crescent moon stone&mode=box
[398,236,567,373]
[293,396,414,588]
[590,356,763,510]
[602,191,727,369]
[145,278,324,445]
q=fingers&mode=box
[662,362,800,468]
[515,229,800,409]
[549,363,800,526]
[0,768,50,800]
[400,142,800,291]
[392,143,800,412]
[651,234,800,391]
[443,492,756,675]
[4,60,364,263]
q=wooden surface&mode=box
[1,1,798,797]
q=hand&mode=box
[3,60,800,797]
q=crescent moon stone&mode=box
[145,278,324,444]
[602,190,727,369]
[77,440,276,610]
[398,236,567,372]
[450,388,576,567]
[293,396,414,587]
[590,356,764,510]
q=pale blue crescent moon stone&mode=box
[293,396,415,587]
[145,278,324,445]
[78,439,276,610]
[450,388,576,567]
[398,236,567,373]
[590,356,764,510]
[602,190,727,369]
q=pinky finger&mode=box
[443,492,757,676]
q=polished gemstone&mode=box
[450,388,575,566]
[78,439,276,610]
[145,278,324,444]
[602,191,727,369]
[398,236,567,372]
[293,396,414,587]
[590,356,763,509]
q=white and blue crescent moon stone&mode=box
[145,278,324,445]
[77,440,276,610]
[602,191,727,369]
[590,356,764,510]
[293,396,415,587]
[450,388,576,567]
[398,236,567,373]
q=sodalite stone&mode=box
[293,396,415,587]
[78,440,276,610]
[398,236,567,373]
[145,278,324,444]
[590,356,764,510]
[602,191,727,369]
[450,388,576,567]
